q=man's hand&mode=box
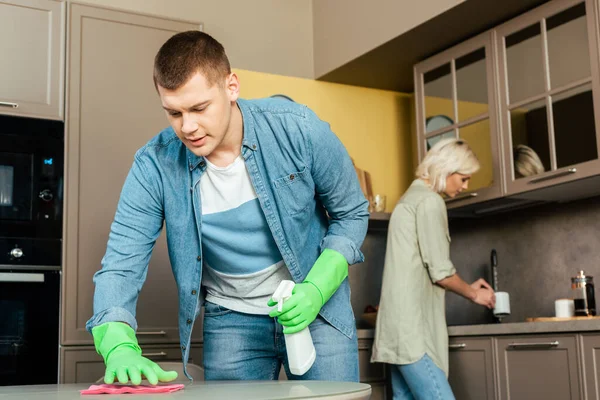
[103,346,177,385]
[470,278,496,309]
[92,322,178,385]
[268,282,322,334]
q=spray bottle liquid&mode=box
[271,280,316,375]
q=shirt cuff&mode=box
[320,234,365,265]
[86,307,138,334]
[427,260,457,283]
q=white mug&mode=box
[555,298,575,318]
[494,292,511,317]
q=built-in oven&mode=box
[0,269,60,386]
[0,114,63,266]
[0,114,63,385]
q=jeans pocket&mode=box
[273,167,315,216]
[203,301,233,317]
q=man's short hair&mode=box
[153,30,231,90]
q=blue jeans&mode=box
[391,354,456,400]
[202,301,359,381]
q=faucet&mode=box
[491,249,498,292]
[490,249,500,323]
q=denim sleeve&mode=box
[302,108,369,265]
[85,151,165,333]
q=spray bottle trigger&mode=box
[272,280,296,313]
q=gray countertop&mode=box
[0,381,372,400]
[357,319,600,339]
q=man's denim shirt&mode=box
[86,97,369,373]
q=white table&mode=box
[0,381,372,399]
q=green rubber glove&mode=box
[268,248,348,334]
[92,322,178,385]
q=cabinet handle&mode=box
[445,192,478,204]
[137,331,167,336]
[528,169,576,184]
[0,101,18,108]
[141,352,167,357]
[449,343,467,349]
[507,341,559,349]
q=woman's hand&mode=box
[470,278,496,309]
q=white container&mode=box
[494,292,511,318]
[272,280,316,375]
[555,298,575,318]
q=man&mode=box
[86,30,369,385]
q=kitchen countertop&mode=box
[357,318,600,339]
[0,381,372,400]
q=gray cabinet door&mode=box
[0,0,64,120]
[62,3,201,345]
[496,334,581,400]
[582,334,600,400]
[358,339,386,383]
[448,337,496,400]
[61,344,203,384]
[358,339,389,400]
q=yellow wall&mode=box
[235,68,413,212]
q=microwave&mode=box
[0,114,63,267]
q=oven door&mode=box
[0,269,60,386]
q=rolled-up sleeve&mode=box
[416,195,456,283]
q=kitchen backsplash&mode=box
[352,194,600,327]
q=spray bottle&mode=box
[271,280,316,375]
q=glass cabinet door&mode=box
[497,0,600,194]
[415,32,501,207]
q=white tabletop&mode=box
[0,381,372,400]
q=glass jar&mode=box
[571,270,596,316]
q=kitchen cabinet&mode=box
[60,344,203,384]
[61,3,201,345]
[496,0,600,196]
[413,0,600,213]
[359,339,390,400]
[581,334,600,399]
[414,30,503,209]
[0,0,65,120]
[448,337,496,400]
[496,334,581,400]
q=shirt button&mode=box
[186,319,192,325]
[289,174,295,180]
[196,256,201,261]
[199,161,206,168]
[252,144,257,150]
[191,290,197,295]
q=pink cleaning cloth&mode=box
[80,383,185,395]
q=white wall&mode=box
[72,0,314,79]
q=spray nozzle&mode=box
[272,280,296,312]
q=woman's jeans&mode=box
[390,354,456,400]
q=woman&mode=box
[371,138,496,400]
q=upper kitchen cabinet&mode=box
[0,0,65,120]
[62,3,200,345]
[496,0,600,195]
[414,31,503,209]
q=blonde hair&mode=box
[513,144,545,178]
[416,138,480,193]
